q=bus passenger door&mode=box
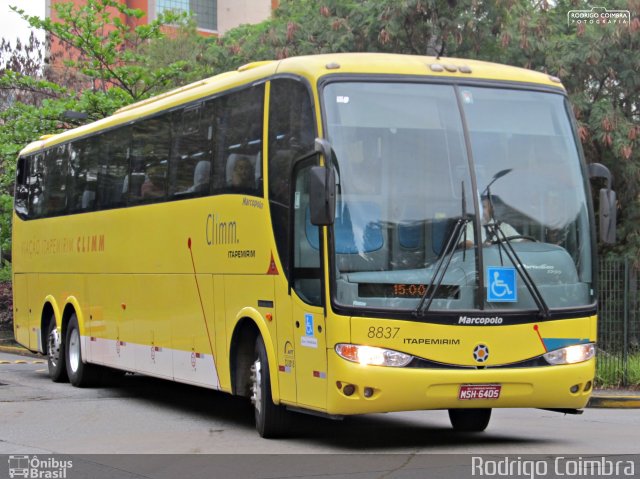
[290,161,327,410]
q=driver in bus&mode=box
[460,196,520,248]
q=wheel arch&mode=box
[39,296,60,354]
[229,309,280,403]
[61,297,88,363]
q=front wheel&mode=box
[448,408,492,432]
[251,335,289,438]
[65,314,101,387]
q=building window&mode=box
[157,0,217,31]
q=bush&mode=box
[0,280,12,331]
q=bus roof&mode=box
[19,53,564,156]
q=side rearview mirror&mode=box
[588,163,616,244]
[309,166,335,226]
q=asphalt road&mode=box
[1,350,639,478]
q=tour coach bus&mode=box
[13,53,616,437]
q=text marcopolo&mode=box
[459,316,503,325]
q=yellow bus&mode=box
[12,53,616,437]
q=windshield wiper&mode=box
[413,216,469,317]
[414,181,472,317]
[486,222,551,319]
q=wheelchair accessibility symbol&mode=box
[487,266,517,302]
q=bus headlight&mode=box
[335,344,413,367]
[543,343,595,365]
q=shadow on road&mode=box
[90,373,556,451]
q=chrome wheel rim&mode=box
[47,328,60,368]
[68,328,81,373]
[250,357,263,417]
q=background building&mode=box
[46,0,278,36]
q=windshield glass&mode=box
[322,81,593,314]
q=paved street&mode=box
[1,350,639,456]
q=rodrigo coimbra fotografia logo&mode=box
[567,6,631,27]
[8,455,73,479]
[471,456,635,478]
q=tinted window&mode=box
[268,78,316,277]
[68,138,99,213]
[129,114,172,204]
[97,127,130,209]
[28,153,45,218]
[41,145,69,216]
[213,85,264,197]
[14,157,29,218]
[169,103,215,198]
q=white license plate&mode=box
[458,384,502,400]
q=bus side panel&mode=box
[12,274,30,349]
[213,274,231,392]
[88,274,136,372]
[169,273,220,389]
[133,274,174,381]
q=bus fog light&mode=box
[570,384,580,393]
[363,387,374,398]
[335,344,412,367]
[343,384,355,396]
[543,343,595,365]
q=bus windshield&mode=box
[322,81,594,315]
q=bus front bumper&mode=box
[325,353,595,415]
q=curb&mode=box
[0,342,41,358]
[588,395,640,409]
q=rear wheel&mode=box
[46,319,68,383]
[448,408,492,432]
[65,314,101,387]
[251,335,289,438]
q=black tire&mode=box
[448,408,492,432]
[65,314,101,387]
[252,335,289,438]
[46,318,68,383]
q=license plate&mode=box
[458,384,501,400]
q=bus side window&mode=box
[97,127,130,209]
[213,85,264,197]
[28,153,45,218]
[129,114,171,204]
[169,103,214,197]
[42,145,70,217]
[15,156,29,218]
[68,138,99,213]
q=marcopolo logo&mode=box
[567,7,631,27]
[459,315,504,325]
[8,455,73,479]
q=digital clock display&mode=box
[358,283,460,299]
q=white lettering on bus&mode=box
[458,316,504,325]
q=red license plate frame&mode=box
[458,384,502,400]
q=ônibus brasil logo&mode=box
[8,455,73,479]
[567,7,631,27]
